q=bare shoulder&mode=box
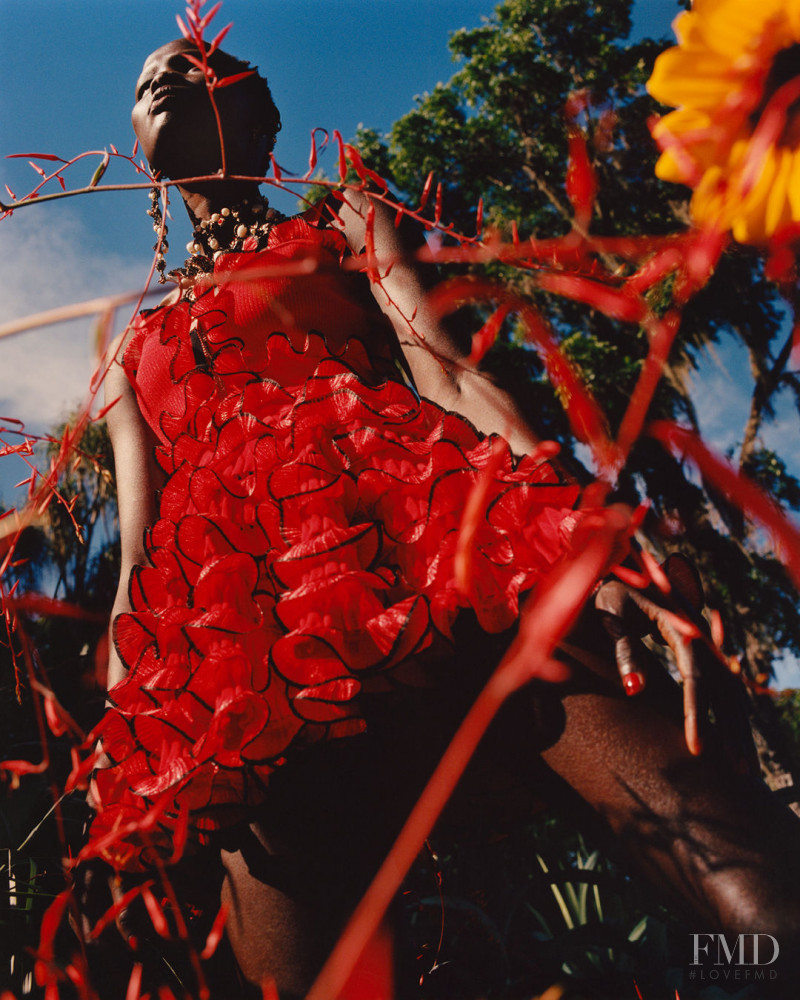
[103,286,179,406]
[103,330,135,402]
[102,326,150,439]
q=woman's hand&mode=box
[589,554,754,767]
[594,554,706,755]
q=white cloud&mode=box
[690,339,800,481]
[0,210,148,505]
[774,652,800,690]
[0,210,144,430]
[690,343,751,457]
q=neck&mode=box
[182,190,280,272]
[178,179,264,223]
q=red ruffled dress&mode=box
[89,213,583,870]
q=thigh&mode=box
[537,664,800,946]
[219,698,451,995]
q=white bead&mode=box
[186,241,198,253]
[210,213,220,223]
[208,237,219,250]
[221,207,231,217]
[236,224,248,238]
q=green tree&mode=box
[355,1,794,667]
[302,4,800,991]
[322,0,800,795]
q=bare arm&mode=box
[104,340,163,690]
[335,192,721,754]
[335,191,540,456]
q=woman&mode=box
[88,38,800,997]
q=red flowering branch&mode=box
[427,277,619,475]
[564,91,598,232]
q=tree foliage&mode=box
[335,0,800,687]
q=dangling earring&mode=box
[147,185,168,283]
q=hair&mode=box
[213,50,282,165]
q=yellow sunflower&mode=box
[647,0,800,244]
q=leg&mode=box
[218,695,451,995]
[220,838,322,998]
[219,643,800,993]
[534,664,800,983]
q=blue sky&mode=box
[0,0,683,434]
[0,0,679,256]
[1,1,798,683]
[0,0,683,495]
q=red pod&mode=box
[344,143,388,192]
[468,303,511,365]
[201,904,230,960]
[215,69,256,89]
[207,22,233,56]
[201,2,225,32]
[333,130,348,183]
[537,273,647,324]
[454,437,507,595]
[125,964,143,1000]
[141,887,170,938]
[418,171,434,211]
[565,128,597,226]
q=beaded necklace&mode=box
[173,197,287,381]
[178,198,286,282]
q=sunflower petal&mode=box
[648,49,733,110]
[692,0,787,59]
[787,150,800,220]
[647,0,800,244]
[652,107,722,183]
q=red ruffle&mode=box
[89,221,582,870]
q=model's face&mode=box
[131,40,261,179]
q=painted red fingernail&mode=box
[623,671,645,696]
